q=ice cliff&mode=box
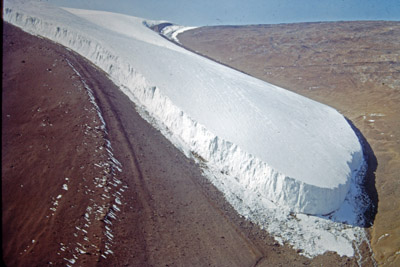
[4,0,364,215]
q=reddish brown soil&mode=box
[2,23,123,266]
[179,21,400,266]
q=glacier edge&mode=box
[3,1,364,217]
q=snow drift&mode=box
[3,0,364,216]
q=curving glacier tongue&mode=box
[3,0,364,216]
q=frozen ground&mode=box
[4,0,372,259]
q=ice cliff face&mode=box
[3,0,364,215]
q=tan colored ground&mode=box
[179,20,400,266]
[4,22,374,266]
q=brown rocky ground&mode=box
[2,22,127,266]
[2,21,378,266]
[178,20,400,266]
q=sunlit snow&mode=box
[4,0,372,259]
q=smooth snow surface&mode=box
[4,0,372,259]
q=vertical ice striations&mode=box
[4,0,364,215]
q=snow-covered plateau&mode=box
[4,0,373,260]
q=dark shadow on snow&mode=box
[346,118,378,228]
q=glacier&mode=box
[3,0,364,216]
[3,0,370,258]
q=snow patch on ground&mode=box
[65,59,124,263]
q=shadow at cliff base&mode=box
[346,118,378,228]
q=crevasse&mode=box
[3,1,364,215]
